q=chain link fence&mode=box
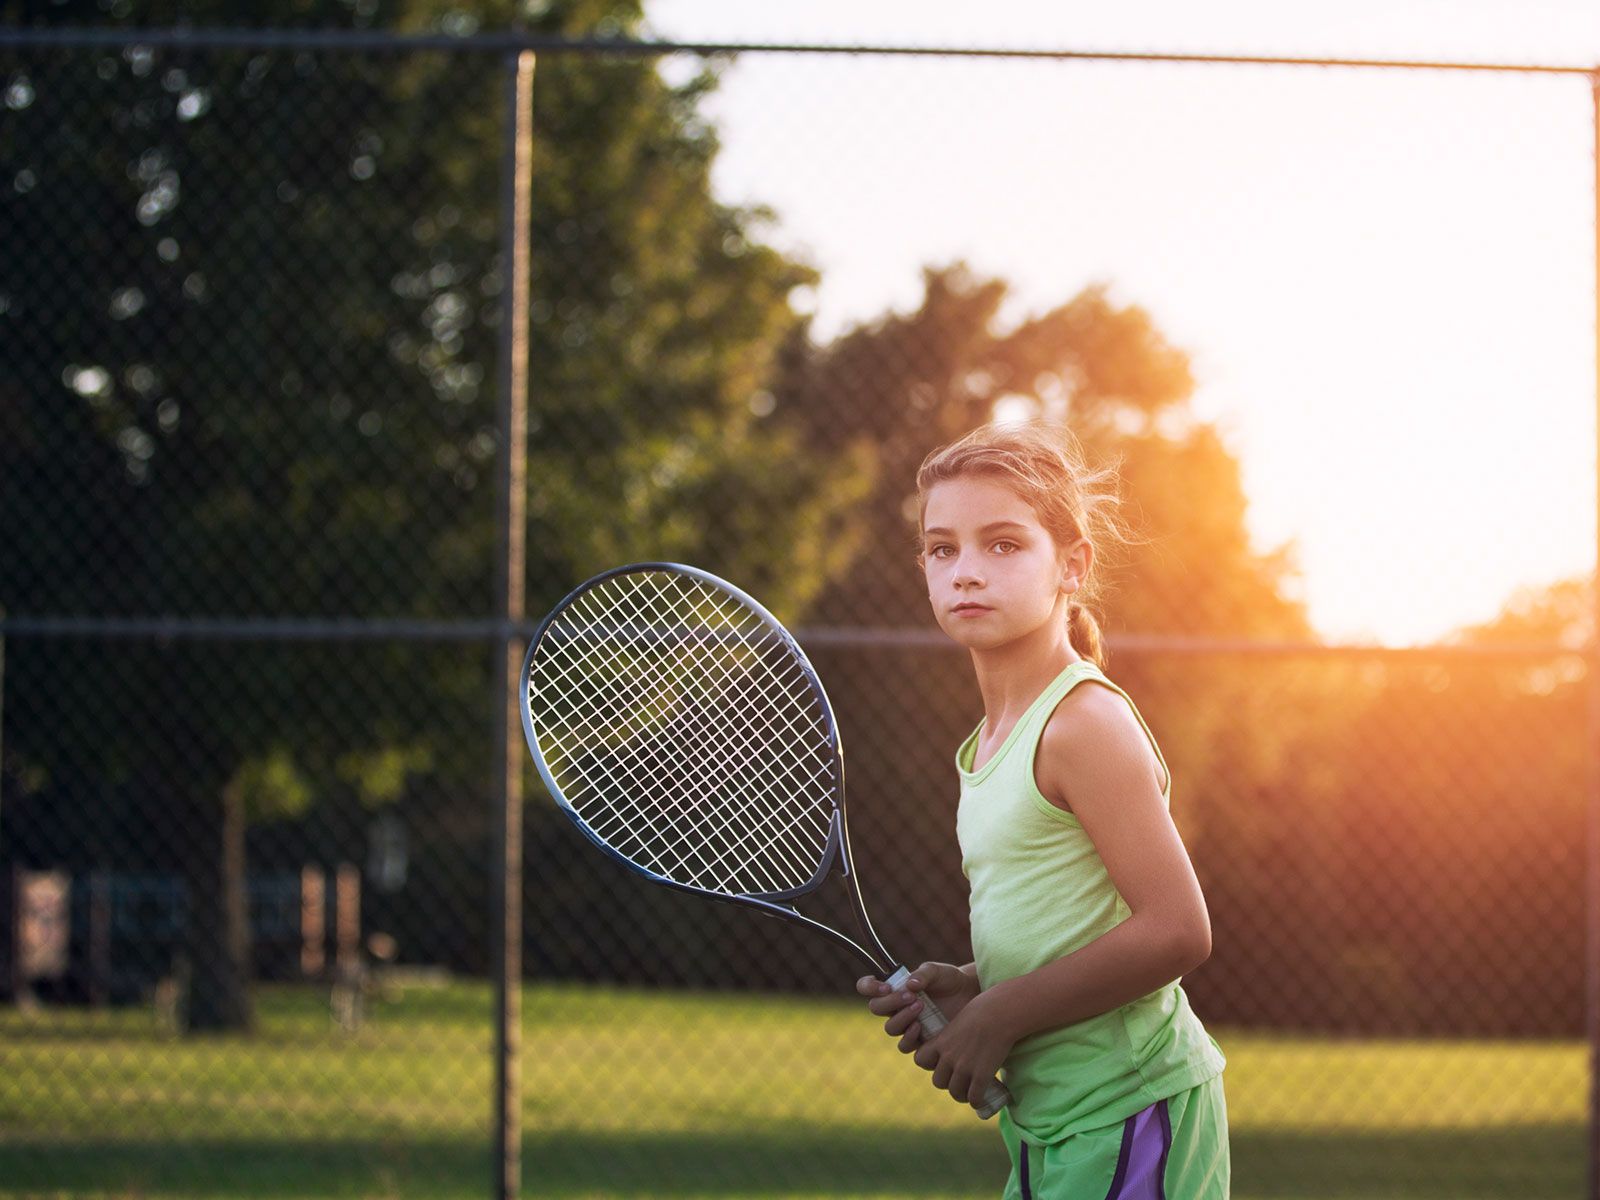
[1,14,1595,1199]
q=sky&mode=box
[639,0,1598,646]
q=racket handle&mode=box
[887,965,1014,1119]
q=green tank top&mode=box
[956,658,1226,1141]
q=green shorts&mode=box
[998,1072,1230,1199]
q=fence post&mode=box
[492,46,535,1200]
[1588,67,1600,1200]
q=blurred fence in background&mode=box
[0,16,1595,1200]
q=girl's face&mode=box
[920,474,1083,649]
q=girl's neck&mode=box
[970,620,1084,734]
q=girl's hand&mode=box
[854,961,980,1053]
[911,988,1018,1109]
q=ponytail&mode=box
[1068,600,1108,671]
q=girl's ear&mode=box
[1057,536,1092,588]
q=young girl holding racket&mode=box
[857,420,1230,1198]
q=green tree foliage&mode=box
[0,0,868,1027]
[515,9,874,616]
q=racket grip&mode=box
[887,965,1014,1120]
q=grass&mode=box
[0,979,1585,1198]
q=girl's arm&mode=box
[980,682,1212,1044]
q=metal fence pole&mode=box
[1588,68,1600,1200]
[492,47,535,1200]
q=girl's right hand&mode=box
[854,962,980,1054]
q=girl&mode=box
[856,420,1230,1199]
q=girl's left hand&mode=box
[911,989,1017,1109]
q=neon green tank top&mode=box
[956,658,1226,1141]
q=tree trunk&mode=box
[182,774,254,1033]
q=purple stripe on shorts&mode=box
[1019,1138,1032,1200]
[1101,1098,1173,1200]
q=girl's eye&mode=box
[930,545,955,558]
[993,541,1018,554]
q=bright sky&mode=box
[642,0,1598,647]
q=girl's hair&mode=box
[914,420,1142,671]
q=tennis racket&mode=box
[519,561,1012,1119]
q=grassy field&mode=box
[0,978,1585,1199]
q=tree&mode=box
[0,0,870,1026]
[773,261,1309,639]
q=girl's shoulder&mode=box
[1033,676,1170,813]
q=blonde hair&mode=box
[914,420,1142,671]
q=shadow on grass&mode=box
[0,1122,1582,1198]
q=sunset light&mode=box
[650,0,1599,646]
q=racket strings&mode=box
[578,575,826,766]
[568,643,822,894]
[528,569,838,897]
[542,587,828,895]
[557,577,831,884]
[583,574,834,892]
[535,609,758,879]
